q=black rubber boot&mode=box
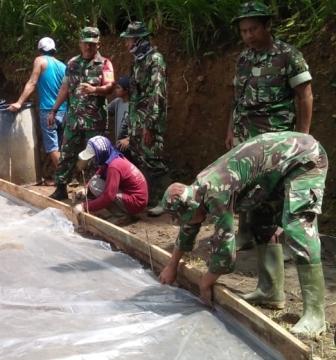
[49,184,68,200]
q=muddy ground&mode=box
[3,21,336,360]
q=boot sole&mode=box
[290,325,326,338]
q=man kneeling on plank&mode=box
[73,136,148,225]
[159,131,327,337]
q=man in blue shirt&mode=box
[9,37,67,184]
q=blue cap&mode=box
[117,76,130,91]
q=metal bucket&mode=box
[0,102,41,185]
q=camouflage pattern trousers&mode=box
[55,125,104,185]
[250,159,328,265]
[128,135,169,206]
[175,163,327,274]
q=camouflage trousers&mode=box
[205,157,327,274]
[55,126,104,185]
[250,160,327,265]
[128,134,169,206]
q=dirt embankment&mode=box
[104,26,336,236]
[3,24,336,359]
[3,28,336,234]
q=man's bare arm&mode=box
[9,57,45,111]
[159,247,184,285]
[47,82,69,127]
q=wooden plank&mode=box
[0,178,311,360]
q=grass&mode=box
[0,0,334,60]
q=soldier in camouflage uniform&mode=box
[226,1,313,145]
[226,1,313,252]
[48,27,115,200]
[160,131,327,337]
[120,21,168,216]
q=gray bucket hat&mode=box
[120,21,151,38]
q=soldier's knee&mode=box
[282,212,316,239]
[282,213,320,265]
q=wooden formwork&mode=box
[0,179,312,360]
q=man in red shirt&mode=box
[73,136,148,224]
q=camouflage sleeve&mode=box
[175,223,202,252]
[287,48,312,88]
[208,211,236,274]
[102,59,115,85]
[144,53,167,131]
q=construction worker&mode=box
[73,136,148,225]
[226,1,313,251]
[120,21,169,217]
[160,131,327,337]
[48,27,114,200]
[9,37,67,184]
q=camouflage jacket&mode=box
[129,49,167,139]
[176,132,327,271]
[64,52,114,131]
[233,39,312,140]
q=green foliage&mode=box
[0,0,333,58]
[269,0,330,47]
[155,0,240,54]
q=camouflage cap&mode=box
[161,183,201,224]
[120,21,151,38]
[231,1,272,23]
[80,27,100,43]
